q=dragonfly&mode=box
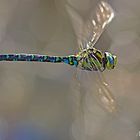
[0,1,117,112]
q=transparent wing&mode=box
[66,4,85,50]
[84,1,114,48]
[66,1,114,50]
[72,69,117,113]
[89,70,117,113]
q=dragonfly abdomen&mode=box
[61,55,79,67]
[0,54,61,63]
[0,54,79,66]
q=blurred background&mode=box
[0,0,139,140]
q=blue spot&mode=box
[26,55,32,61]
[108,56,114,65]
[63,58,69,64]
[73,60,78,66]
[1,55,7,60]
[38,56,44,62]
[64,59,69,64]
[50,57,55,62]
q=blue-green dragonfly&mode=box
[66,1,117,112]
[0,1,117,112]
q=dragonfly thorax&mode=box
[76,48,105,71]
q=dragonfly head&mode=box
[104,52,117,70]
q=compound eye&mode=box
[108,55,114,65]
[105,52,114,69]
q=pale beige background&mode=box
[0,0,139,140]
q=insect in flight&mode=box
[0,1,117,112]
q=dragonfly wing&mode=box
[66,5,85,50]
[75,69,117,113]
[83,1,115,48]
[66,1,114,49]
[92,71,117,112]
